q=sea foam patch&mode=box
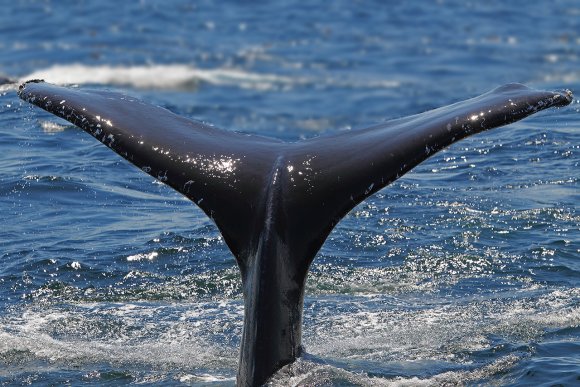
[20,64,399,91]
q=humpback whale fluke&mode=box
[18,81,572,386]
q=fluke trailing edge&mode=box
[18,81,572,386]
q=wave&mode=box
[270,354,521,386]
[18,63,400,91]
[4,287,575,385]
[20,64,297,91]
[0,302,241,375]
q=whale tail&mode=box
[18,81,572,386]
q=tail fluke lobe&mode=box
[17,80,284,266]
[276,84,573,267]
[18,81,573,387]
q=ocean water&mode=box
[1,1,579,386]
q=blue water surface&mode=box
[1,1,579,385]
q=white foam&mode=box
[178,373,235,383]
[20,64,302,91]
[1,287,577,383]
[0,302,240,373]
[269,355,520,386]
[19,63,400,91]
[40,120,67,133]
[126,251,159,262]
[0,83,17,92]
[303,288,580,363]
